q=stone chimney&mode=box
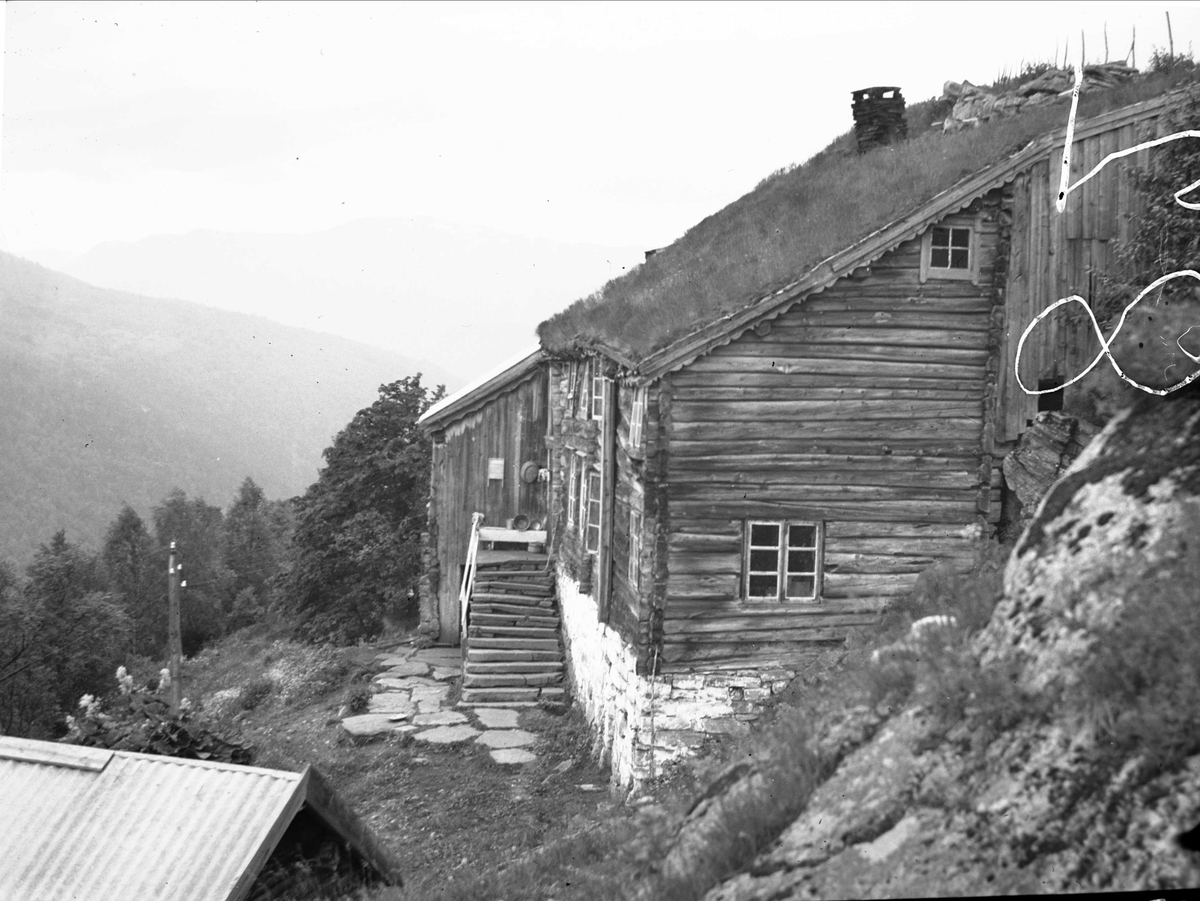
[851,86,907,153]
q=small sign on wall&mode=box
[487,457,505,481]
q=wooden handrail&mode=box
[459,512,484,652]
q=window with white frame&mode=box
[566,454,579,527]
[629,386,645,447]
[745,520,822,601]
[628,508,642,587]
[920,220,978,284]
[930,226,970,270]
[585,472,602,553]
[591,362,607,421]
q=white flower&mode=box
[115,666,134,695]
[180,697,192,712]
[158,668,171,691]
[78,694,96,712]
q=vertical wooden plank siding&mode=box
[997,103,1170,438]
[432,372,549,642]
[658,203,1000,670]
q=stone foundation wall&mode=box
[557,568,797,787]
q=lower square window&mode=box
[745,520,822,601]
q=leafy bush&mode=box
[239,676,275,711]
[63,668,254,764]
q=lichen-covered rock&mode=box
[981,391,1200,693]
[698,390,1200,900]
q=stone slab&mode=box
[375,654,413,667]
[412,648,462,667]
[342,714,406,736]
[373,676,432,691]
[491,748,537,765]
[413,710,469,726]
[368,694,415,716]
[430,666,460,682]
[413,725,481,744]
[381,660,431,677]
[411,686,450,703]
[474,708,520,729]
[417,700,443,715]
[475,729,537,749]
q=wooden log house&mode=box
[420,86,1193,781]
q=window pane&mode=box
[749,574,778,597]
[786,575,815,598]
[950,248,969,269]
[750,549,779,572]
[750,523,779,546]
[931,227,949,247]
[951,228,971,248]
[930,247,949,268]
[787,550,815,574]
[788,524,816,548]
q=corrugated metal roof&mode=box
[0,736,305,901]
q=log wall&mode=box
[427,371,549,642]
[548,360,653,653]
[659,198,1005,671]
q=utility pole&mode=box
[168,541,182,715]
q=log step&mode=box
[466,660,564,674]
[469,637,560,651]
[473,571,554,581]
[471,604,559,619]
[467,648,562,662]
[471,612,561,629]
[538,687,567,700]
[461,687,541,703]
[462,672,563,688]
[472,580,554,594]
[469,625,559,640]
[470,592,554,606]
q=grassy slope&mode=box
[174,628,689,900]
[539,70,1200,364]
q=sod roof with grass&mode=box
[538,70,1200,373]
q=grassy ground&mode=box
[175,625,706,900]
[162,544,1014,900]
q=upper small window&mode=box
[930,226,970,270]
[920,220,979,284]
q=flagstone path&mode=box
[340,644,543,765]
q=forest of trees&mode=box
[0,375,442,739]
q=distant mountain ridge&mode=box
[0,251,455,566]
[30,216,648,379]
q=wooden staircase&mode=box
[461,553,567,706]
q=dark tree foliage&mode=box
[153,490,229,655]
[225,478,276,601]
[287,375,444,643]
[224,478,294,630]
[103,504,165,657]
[0,532,129,737]
[1111,87,1200,303]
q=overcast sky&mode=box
[3,1,1200,258]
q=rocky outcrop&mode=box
[942,63,1137,133]
[691,389,1200,899]
[1002,410,1099,533]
